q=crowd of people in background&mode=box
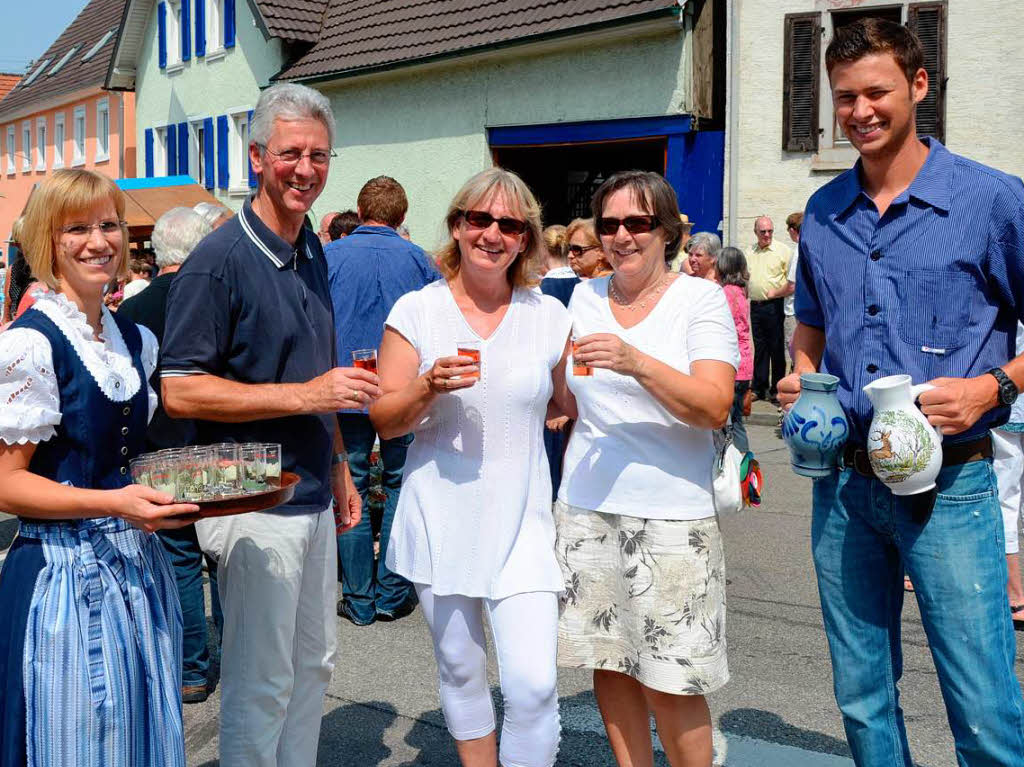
[2,17,1024,767]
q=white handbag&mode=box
[713,433,744,515]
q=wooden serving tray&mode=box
[173,471,301,518]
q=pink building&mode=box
[0,0,135,262]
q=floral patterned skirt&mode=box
[554,500,729,696]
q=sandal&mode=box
[904,575,914,593]
[1011,604,1024,631]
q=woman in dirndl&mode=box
[0,169,199,767]
[555,171,738,767]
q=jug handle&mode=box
[910,383,944,443]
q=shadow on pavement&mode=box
[397,689,670,766]
[719,707,851,757]
[316,701,399,766]
[0,517,18,551]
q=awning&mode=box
[115,175,226,239]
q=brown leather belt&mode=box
[842,434,992,524]
[842,434,993,481]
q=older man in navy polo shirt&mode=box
[326,175,440,626]
[160,83,380,767]
[779,20,1024,766]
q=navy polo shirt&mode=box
[161,199,337,514]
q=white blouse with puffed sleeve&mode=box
[0,291,159,446]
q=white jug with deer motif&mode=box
[863,374,944,495]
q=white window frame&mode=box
[83,29,116,62]
[228,110,251,195]
[95,98,110,162]
[21,121,31,172]
[4,125,14,175]
[166,0,183,71]
[72,106,87,166]
[53,112,65,169]
[35,117,46,171]
[811,0,908,170]
[189,118,207,185]
[205,0,225,59]
[154,125,169,176]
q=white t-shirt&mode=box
[785,249,799,317]
[384,279,572,598]
[122,278,150,301]
[559,275,739,520]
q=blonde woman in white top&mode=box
[370,168,573,767]
[556,171,738,767]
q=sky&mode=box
[1,0,90,74]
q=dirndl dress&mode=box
[0,292,185,767]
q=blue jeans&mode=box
[337,413,414,623]
[157,524,223,687]
[812,459,1024,766]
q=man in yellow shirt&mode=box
[747,215,792,403]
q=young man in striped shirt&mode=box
[779,18,1024,766]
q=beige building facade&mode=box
[725,0,1024,246]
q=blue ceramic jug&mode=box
[781,373,849,477]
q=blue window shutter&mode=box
[224,0,235,48]
[158,2,167,69]
[177,121,189,177]
[181,0,191,61]
[247,109,257,188]
[217,114,229,189]
[167,123,178,175]
[195,0,205,56]
[144,128,154,177]
[203,117,215,189]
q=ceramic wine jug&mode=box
[862,374,943,495]
[781,373,849,477]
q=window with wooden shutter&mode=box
[782,12,821,152]
[908,2,946,142]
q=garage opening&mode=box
[492,137,666,226]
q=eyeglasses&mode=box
[595,215,658,236]
[568,244,600,257]
[260,144,336,167]
[459,210,528,236]
[60,220,125,239]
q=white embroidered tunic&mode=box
[384,280,572,599]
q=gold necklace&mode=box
[609,271,671,311]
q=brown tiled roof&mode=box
[0,74,20,102]
[276,0,678,82]
[0,0,124,121]
[256,0,329,42]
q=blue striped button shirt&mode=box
[795,138,1024,444]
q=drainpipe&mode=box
[726,0,740,246]
[117,93,125,178]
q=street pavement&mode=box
[2,421,1022,765]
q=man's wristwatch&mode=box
[331,450,350,466]
[987,367,1019,405]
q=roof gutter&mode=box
[280,5,681,86]
[104,0,141,91]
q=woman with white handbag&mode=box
[553,171,738,767]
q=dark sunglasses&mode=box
[596,215,659,236]
[568,244,600,257]
[459,210,528,236]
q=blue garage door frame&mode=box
[488,116,724,236]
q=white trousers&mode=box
[415,585,561,767]
[197,505,337,767]
[992,429,1023,555]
